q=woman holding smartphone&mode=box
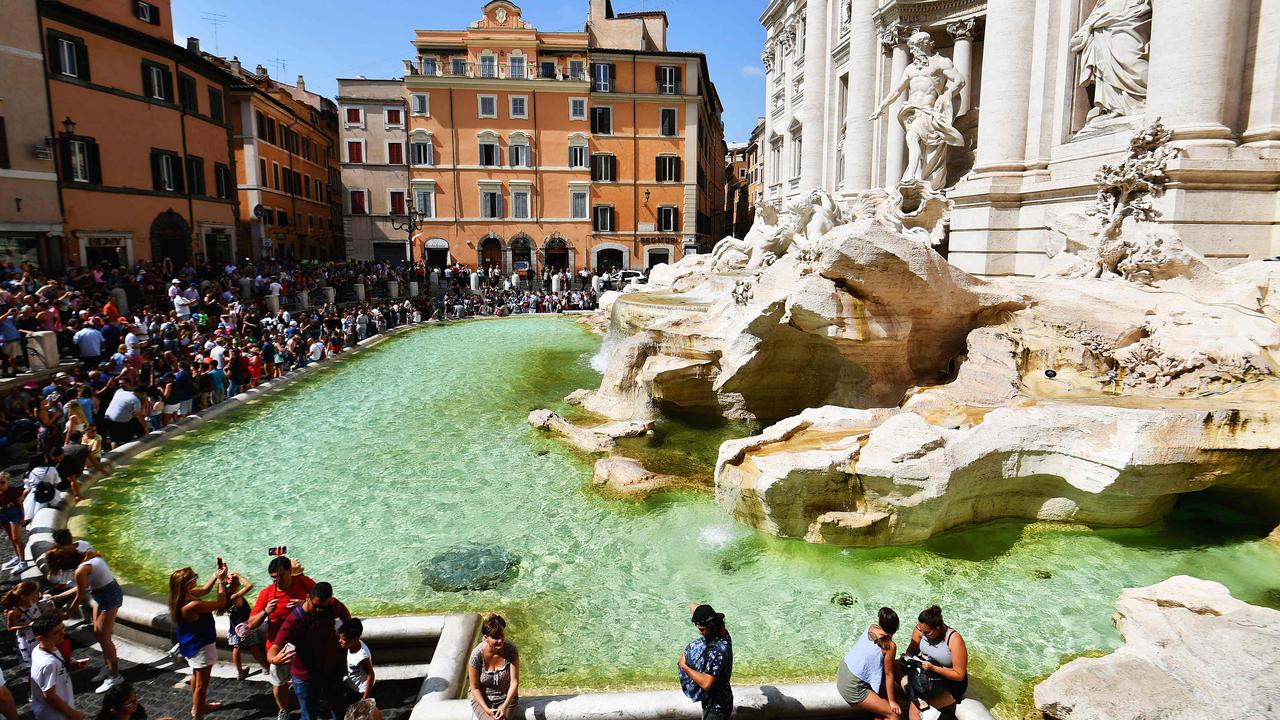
[168,562,229,720]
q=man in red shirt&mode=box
[248,556,346,720]
[267,582,350,720]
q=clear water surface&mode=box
[79,317,1280,718]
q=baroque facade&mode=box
[392,0,725,274]
[760,0,1280,276]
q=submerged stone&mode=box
[831,591,859,607]
[421,544,520,592]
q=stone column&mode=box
[843,0,880,192]
[353,283,365,302]
[972,0,1035,173]
[799,0,829,192]
[1243,0,1280,148]
[322,287,335,304]
[109,287,129,314]
[387,280,399,299]
[551,274,562,292]
[408,281,420,297]
[947,19,976,115]
[881,31,911,186]
[297,289,310,310]
[1147,0,1249,148]
[430,268,440,288]
[469,272,479,293]
[265,294,280,314]
[238,277,252,299]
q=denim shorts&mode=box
[90,580,124,611]
[0,505,21,524]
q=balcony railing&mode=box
[405,59,587,82]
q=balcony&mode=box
[405,59,587,82]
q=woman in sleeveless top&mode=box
[901,605,968,720]
[46,546,126,692]
[467,614,519,720]
[169,565,229,720]
[835,607,902,719]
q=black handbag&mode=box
[907,661,942,698]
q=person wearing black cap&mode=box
[678,603,733,719]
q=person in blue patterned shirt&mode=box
[678,603,733,720]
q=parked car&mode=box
[611,269,647,287]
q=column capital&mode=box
[946,18,976,40]
[878,22,917,51]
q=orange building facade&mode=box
[388,0,724,274]
[40,0,238,269]
[209,59,344,262]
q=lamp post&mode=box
[390,197,423,263]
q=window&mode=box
[390,190,406,215]
[57,39,79,77]
[256,111,267,140]
[262,209,272,227]
[214,163,231,199]
[303,173,311,198]
[276,208,289,226]
[272,162,280,190]
[422,58,438,76]
[591,154,617,182]
[315,179,323,199]
[479,54,497,78]
[540,61,556,79]
[414,187,435,218]
[770,140,782,183]
[208,88,224,123]
[791,132,802,178]
[593,205,614,232]
[385,108,403,127]
[49,34,89,80]
[481,188,503,219]
[151,150,183,192]
[660,108,677,136]
[569,60,585,81]
[142,62,172,101]
[478,95,497,118]
[509,55,526,79]
[185,156,205,195]
[479,140,501,167]
[67,139,90,182]
[349,190,367,215]
[658,206,679,232]
[346,140,364,163]
[410,139,434,166]
[135,1,159,24]
[387,141,404,165]
[567,98,586,121]
[656,155,681,183]
[657,65,681,94]
[451,58,467,76]
[176,73,198,112]
[509,143,529,167]
[509,96,527,119]
[266,117,277,145]
[512,188,530,219]
[258,158,267,185]
[571,189,588,219]
[344,107,363,126]
[590,106,612,135]
[410,93,429,115]
[568,144,587,169]
[592,63,614,92]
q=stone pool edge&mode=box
[18,314,997,720]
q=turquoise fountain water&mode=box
[80,317,1280,717]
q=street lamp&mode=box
[61,117,76,135]
[390,197,423,262]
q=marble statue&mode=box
[710,199,781,271]
[868,31,965,189]
[1069,0,1151,124]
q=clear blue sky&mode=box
[170,0,767,142]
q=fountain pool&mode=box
[78,317,1280,717]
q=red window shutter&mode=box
[347,142,363,163]
[388,143,403,165]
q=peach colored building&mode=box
[0,0,63,268]
[40,0,238,269]
[207,58,344,262]
[394,0,725,274]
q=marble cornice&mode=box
[873,0,986,35]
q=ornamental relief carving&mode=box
[761,43,776,73]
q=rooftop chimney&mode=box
[296,75,306,92]
[186,37,201,53]
[256,64,268,77]
[229,56,241,73]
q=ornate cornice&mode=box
[946,17,976,39]
[873,0,986,36]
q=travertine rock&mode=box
[1034,576,1280,720]
[526,410,651,454]
[592,456,690,497]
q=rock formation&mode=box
[592,456,693,497]
[1034,576,1280,720]
[542,121,1280,546]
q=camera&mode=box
[267,545,287,557]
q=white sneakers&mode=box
[1,556,24,571]
[95,674,123,693]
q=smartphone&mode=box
[216,557,225,570]
[282,643,296,656]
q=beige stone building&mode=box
[761,0,1280,276]
[336,78,409,261]
[0,0,63,267]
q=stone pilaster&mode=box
[1147,0,1249,147]
[971,0,1035,174]
[799,0,830,193]
[842,0,880,192]
[947,19,976,115]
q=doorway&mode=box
[510,236,534,276]
[150,210,190,267]
[646,249,671,270]
[595,248,624,273]
[479,236,503,272]
[544,236,570,271]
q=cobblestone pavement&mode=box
[0,535,423,720]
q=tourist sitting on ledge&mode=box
[898,605,968,720]
[468,614,519,720]
[837,607,902,719]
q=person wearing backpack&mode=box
[899,605,968,720]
